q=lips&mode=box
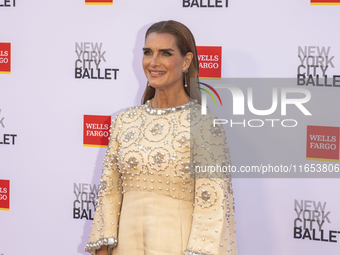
[149,70,166,75]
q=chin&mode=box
[150,82,166,88]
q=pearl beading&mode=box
[144,99,195,116]
[85,237,117,253]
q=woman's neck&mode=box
[151,87,190,109]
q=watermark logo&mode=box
[85,0,112,5]
[83,115,111,147]
[201,84,311,115]
[306,125,339,162]
[196,79,313,128]
[198,82,222,115]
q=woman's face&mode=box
[143,32,192,90]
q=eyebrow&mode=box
[142,48,175,52]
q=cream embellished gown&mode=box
[85,100,237,255]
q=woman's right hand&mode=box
[96,246,110,255]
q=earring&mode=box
[183,69,188,87]
[147,81,150,86]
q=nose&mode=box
[150,54,159,67]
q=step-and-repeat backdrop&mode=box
[1,0,340,254]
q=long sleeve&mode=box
[85,115,123,255]
[185,115,237,255]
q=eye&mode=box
[143,50,151,56]
[162,51,172,56]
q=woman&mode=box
[85,20,237,255]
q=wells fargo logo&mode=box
[85,0,113,5]
[306,125,339,162]
[83,115,111,147]
[0,179,10,211]
[311,0,340,5]
[196,46,222,80]
[0,43,11,74]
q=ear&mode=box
[182,52,193,70]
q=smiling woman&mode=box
[85,20,237,255]
[141,20,201,107]
[143,32,192,93]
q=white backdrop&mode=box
[1,0,340,254]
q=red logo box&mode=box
[85,0,113,5]
[197,46,222,80]
[0,180,10,211]
[84,115,111,147]
[306,125,340,162]
[0,43,11,74]
[311,0,340,5]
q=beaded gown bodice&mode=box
[116,100,196,201]
[86,100,237,255]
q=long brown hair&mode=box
[141,20,201,104]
